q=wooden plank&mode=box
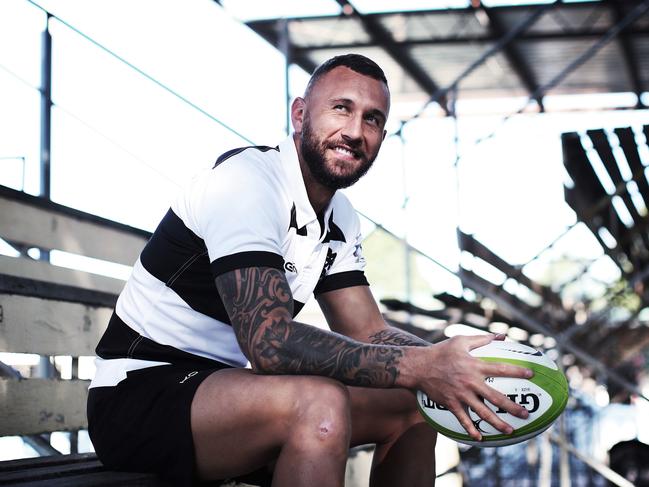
[0,294,111,356]
[0,471,164,486]
[0,195,149,267]
[0,274,118,309]
[457,230,564,308]
[0,453,99,472]
[0,379,89,436]
[0,255,126,295]
[0,455,103,481]
[615,127,649,209]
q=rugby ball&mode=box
[417,340,568,447]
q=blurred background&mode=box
[1,0,649,485]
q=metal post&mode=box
[559,410,571,486]
[539,432,553,487]
[40,14,52,200]
[494,447,502,487]
[279,18,291,136]
[400,134,411,307]
[70,356,79,454]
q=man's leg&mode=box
[192,370,435,487]
[191,368,351,487]
[349,387,437,487]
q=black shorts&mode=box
[87,363,273,487]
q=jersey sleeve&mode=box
[175,155,286,278]
[314,205,369,296]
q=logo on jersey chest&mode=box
[320,248,338,279]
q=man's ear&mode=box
[291,97,306,133]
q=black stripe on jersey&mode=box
[323,213,346,243]
[210,251,284,277]
[313,270,369,296]
[289,203,308,236]
[293,300,305,317]
[140,208,231,323]
[96,312,225,368]
[213,145,279,169]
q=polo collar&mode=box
[279,136,336,233]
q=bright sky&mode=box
[1,0,649,299]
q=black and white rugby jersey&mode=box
[90,136,368,388]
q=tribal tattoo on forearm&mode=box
[368,329,429,347]
[215,266,404,387]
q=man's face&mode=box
[295,66,390,190]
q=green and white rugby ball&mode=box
[417,340,569,447]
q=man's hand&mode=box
[405,334,533,441]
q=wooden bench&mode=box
[0,453,164,486]
[0,185,162,485]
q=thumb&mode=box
[466,333,505,351]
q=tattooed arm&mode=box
[215,266,410,387]
[216,265,533,440]
[368,328,429,347]
[316,285,429,347]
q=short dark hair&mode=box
[304,54,388,98]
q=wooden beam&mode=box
[615,127,649,209]
[0,379,89,436]
[0,294,111,356]
[587,129,644,226]
[0,274,119,309]
[0,187,149,267]
[0,255,125,295]
[457,230,564,309]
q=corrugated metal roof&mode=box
[245,0,649,117]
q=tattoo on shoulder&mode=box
[215,267,403,387]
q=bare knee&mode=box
[289,377,352,452]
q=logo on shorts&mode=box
[284,261,298,273]
[180,371,198,384]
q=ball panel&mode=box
[471,341,558,371]
[478,356,565,385]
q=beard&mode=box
[299,116,376,190]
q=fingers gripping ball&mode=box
[417,340,569,447]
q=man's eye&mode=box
[365,114,379,125]
[334,105,347,111]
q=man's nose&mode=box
[341,114,363,144]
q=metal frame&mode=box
[39,13,52,200]
[335,0,450,114]
[245,0,648,121]
[480,5,545,111]
[606,0,647,108]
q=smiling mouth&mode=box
[330,145,362,160]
